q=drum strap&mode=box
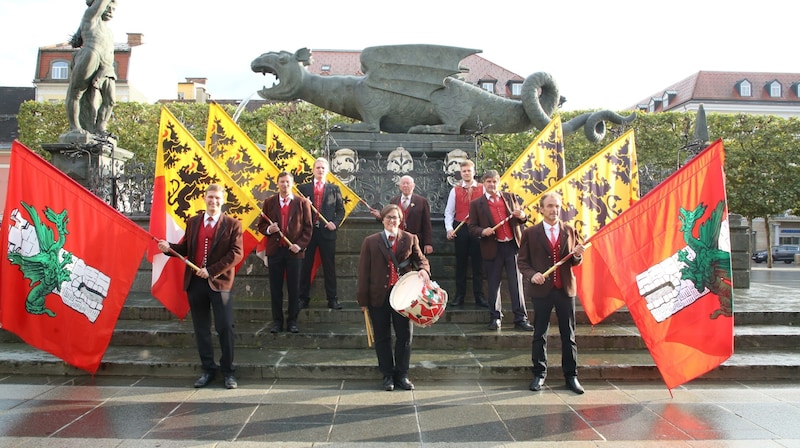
[381,232,410,275]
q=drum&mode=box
[389,271,448,327]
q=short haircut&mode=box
[460,159,475,169]
[205,183,227,201]
[314,157,329,169]
[278,171,294,181]
[482,170,500,181]
[539,191,563,207]
[381,204,404,221]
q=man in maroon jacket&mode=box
[370,175,433,255]
[468,170,533,332]
[158,184,244,389]
[517,192,586,394]
[257,172,313,334]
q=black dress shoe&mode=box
[269,321,283,333]
[565,376,585,394]
[451,295,465,306]
[475,297,489,307]
[394,376,415,390]
[514,320,534,331]
[488,318,501,330]
[287,322,299,333]
[382,375,395,391]
[529,376,545,391]
[328,299,342,310]
[194,372,215,388]
[224,375,238,389]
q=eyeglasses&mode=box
[384,215,401,221]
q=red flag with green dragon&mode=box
[1,141,151,374]
[575,139,733,389]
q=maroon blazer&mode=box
[468,192,527,260]
[388,193,433,248]
[357,230,431,308]
[170,213,243,292]
[517,221,583,298]
[257,194,313,258]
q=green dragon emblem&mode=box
[7,201,73,317]
[677,201,732,319]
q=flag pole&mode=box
[453,214,469,233]
[293,185,332,226]
[150,236,202,272]
[258,210,294,247]
[359,197,378,214]
[542,242,593,278]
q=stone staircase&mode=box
[0,217,798,383]
[0,281,798,383]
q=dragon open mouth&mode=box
[257,68,279,94]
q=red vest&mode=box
[455,183,483,222]
[194,217,216,267]
[488,195,513,241]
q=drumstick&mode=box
[363,308,374,347]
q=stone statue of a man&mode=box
[63,0,117,142]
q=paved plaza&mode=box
[0,376,799,447]
[0,263,796,447]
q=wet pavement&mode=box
[0,375,798,447]
[0,262,796,447]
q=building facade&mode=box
[33,33,146,104]
[631,71,800,252]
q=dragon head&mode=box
[251,48,312,100]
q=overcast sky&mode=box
[1,0,795,111]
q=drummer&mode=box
[357,204,431,391]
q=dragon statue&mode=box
[7,201,73,318]
[251,45,635,142]
[677,201,732,319]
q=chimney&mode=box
[127,33,144,47]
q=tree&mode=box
[716,114,800,267]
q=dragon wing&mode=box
[20,202,57,253]
[698,201,726,250]
[361,44,481,101]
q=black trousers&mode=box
[531,287,578,378]
[268,247,302,325]
[187,276,235,376]
[369,293,413,377]
[299,227,338,302]
[453,221,483,300]
[484,241,527,322]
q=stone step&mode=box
[120,294,800,326]
[0,342,796,382]
[3,320,795,351]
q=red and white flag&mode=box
[575,140,733,389]
[1,141,151,374]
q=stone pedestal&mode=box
[729,213,751,289]
[42,140,134,209]
[327,131,476,214]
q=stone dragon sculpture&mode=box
[251,45,635,142]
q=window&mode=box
[321,64,331,71]
[739,80,751,97]
[481,82,495,94]
[662,92,670,110]
[769,81,782,98]
[510,83,523,96]
[51,61,69,79]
